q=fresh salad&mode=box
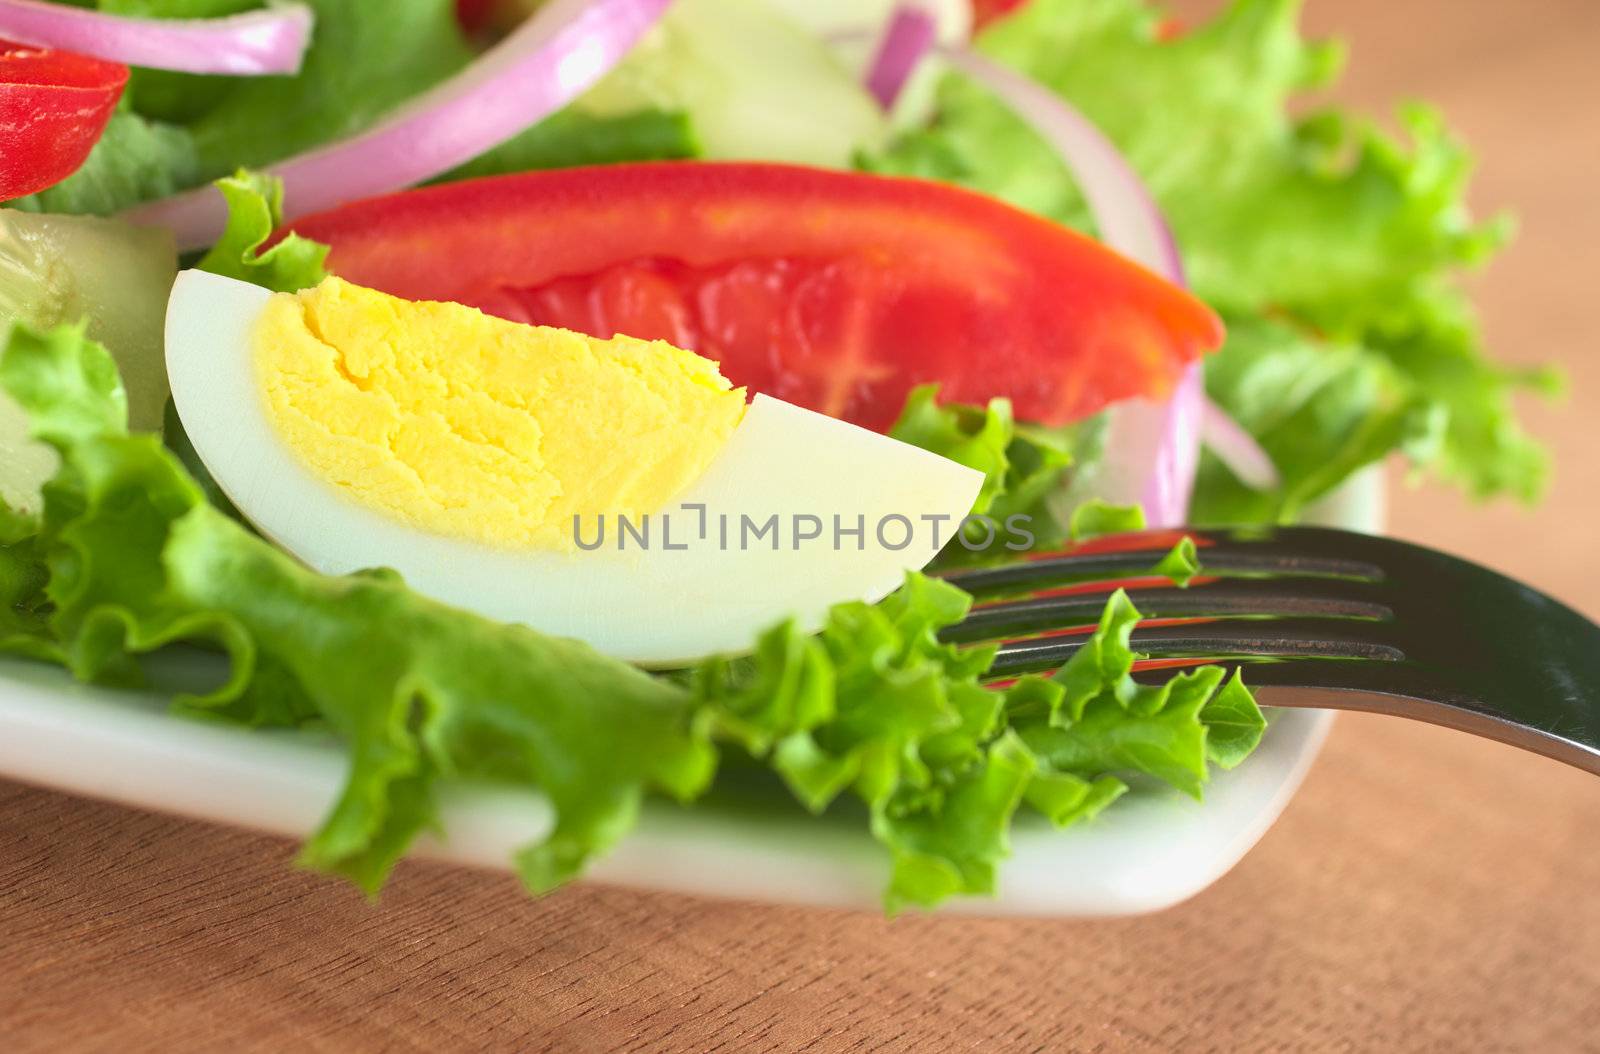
[0,0,1550,911]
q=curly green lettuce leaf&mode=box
[1200,668,1268,769]
[1152,537,1201,587]
[696,571,1262,912]
[1364,283,1560,502]
[1013,590,1264,798]
[0,319,129,451]
[885,388,1203,588]
[0,320,124,657]
[1067,498,1144,541]
[1062,501,1199,582]
[864,0,1553,516]
[692,573,1027,911]
[889,385,1020,516]
[195,172,329,293]
[1191,314,1435,522]
[0,527,54,661]
[888,384,1094,558]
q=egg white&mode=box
[165,270,982,665]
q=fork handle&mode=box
[1249,675,1600,776]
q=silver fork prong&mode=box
[940,536,1385,597]
[986,618,1409,677]
[943,580,1394,644]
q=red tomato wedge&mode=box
[284,163,1222,432]
[0,40,127,200]
[972,0,1031,31]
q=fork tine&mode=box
[986,617,1409,676]
[944,578,1395,644]
[940,530,1385,597]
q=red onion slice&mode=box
[1200,395,1280,491]
[857,6,1207,524]
[0,0,313,76]
[122,0,671,252]
[863,2,938,109]
[935,42,1203,525]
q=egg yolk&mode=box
[253,276,747,549]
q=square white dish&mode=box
[0,471,1382,916]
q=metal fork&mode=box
[939,526,1600,774]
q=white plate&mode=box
[0,471,1383,916]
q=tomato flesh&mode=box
[285,162,1222,432]
[493,254,938,429]
[0,40,127,200]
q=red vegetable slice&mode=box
[284,162,1223,432]
[972,0,1030,32]
[0,39,126,200]
[454,0,496,34]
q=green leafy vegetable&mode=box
[884,391,1197,584]
[1067,498,1145,541]
[0,531,55,662]
[1015,591,1263,799]
[692,566,1255,911]
[1200,669,1268,769]
[1190,315,1432,522]
[888,384,1092,558]
[437,108,700,183]
[1152,536,1201,587]
[195,172,329,292]
[148,0,473,182]
[890,385,1034,519]
[0,319,128,450]
[0,320,1266,911]
[864,0,1555,518]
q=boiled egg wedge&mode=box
[165,270,982,665]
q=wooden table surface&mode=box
[5,1,1599,1050]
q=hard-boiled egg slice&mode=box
[165,270,982,665]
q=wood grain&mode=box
[4,0,1599,1050]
